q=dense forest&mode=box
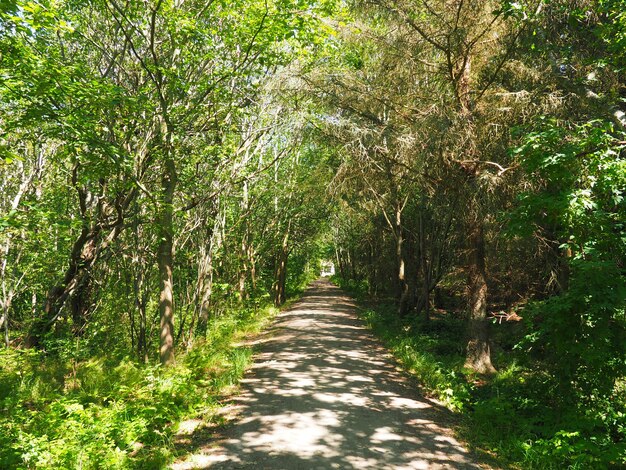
[0,0,625,468]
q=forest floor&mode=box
[172,279,486,469]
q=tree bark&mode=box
[395,203,411,316]
[417,209,431,321]
[455,51,496,373]
[25,161,131,347]
[195,205,222,333]
[273,250,288,306]
[132,261,149,363]
[158,156,176,366]
[1,294,12,347]
[238,181,250,301]
[336,246,345,278]
[464,213,496,374]
[26,227,99,347]
[273,230,289,306]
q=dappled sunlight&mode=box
[312,391,370,407]
[233,409,344,455]
[371,426,405,442]
[387,396,431,410]
[173,280,479,469]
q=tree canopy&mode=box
[0,0,625,467]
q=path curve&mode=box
[174,279,481,469]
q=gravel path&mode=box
[173,279,481,469]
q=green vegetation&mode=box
[1,0,333,464]
[1,0,625,467]
[335,277,626,468]
[0,300,281,468]
[324,1,625,467]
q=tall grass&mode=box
[337,280,626,469]
[0,303,279,469]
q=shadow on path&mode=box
[172,280,483,469]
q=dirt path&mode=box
[173,279,481,469]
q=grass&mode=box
[333,276,626,469]
[0,301,280,469]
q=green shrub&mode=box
[350,295,626,468]
[518,261,626,404]
[330,275,369,298]
[0,300,279,469]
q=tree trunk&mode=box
[273,231,289,306]
[417,209,431,321]
[2,157,40,347]
[197,244,214,330]
[453,51,496,373]
[367,241,376,296]
[348,248,356,280]
[464,215,496,374]
[158,156,176,366]
[132,265,149,363]
[395,203,410,316]
[25,173,131,348]
[249,245,257,291]
[273,250,288,306]
[26,228,99,347]
[238,181,250,301]
[196,207,222,332]
[335,246,345,278]
[1,294,11,347]
[237,260,248,301]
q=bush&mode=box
[330,275,369,298]
[348,294,626,468]
[518,261,626,404]
[0,301,278,469]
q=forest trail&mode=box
[173,279,482,469]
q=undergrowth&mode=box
[333,276,626,469]
[0,302,279,469]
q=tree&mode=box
[324,0,549,373]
